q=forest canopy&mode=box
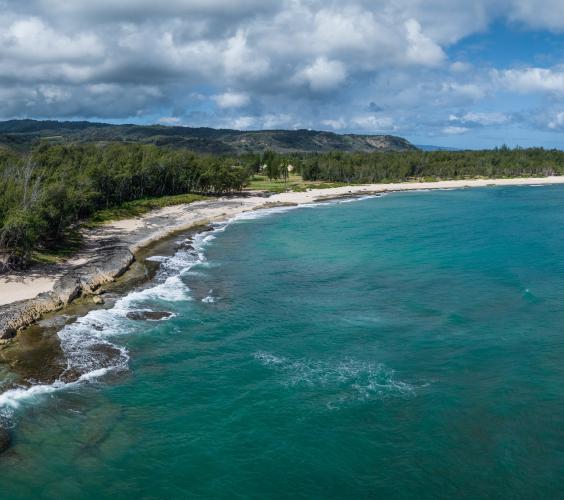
[2,142,564,269]
[0,143,251,269]
[299,147,564,183]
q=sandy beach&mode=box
[2,176,564,308]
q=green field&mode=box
[246,174,348,193]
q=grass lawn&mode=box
[246,174,349,193]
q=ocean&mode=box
[1,185,564,498]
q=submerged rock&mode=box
[0,426,11,454]
[37,314,75,329]
[126,310,172,321]
[253,201,298,210]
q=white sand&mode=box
[272,176,564,203]
[2,176,564,306]
[0,276,56,305]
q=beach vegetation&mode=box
[0,144,250,269]
[3,143,564,269]
[299,148,564,183]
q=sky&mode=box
[2,0,564,149]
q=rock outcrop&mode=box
[52,245,134,304]
[0,293,63,340]
[126,311,172,321]
[0,245,134,339]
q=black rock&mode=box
[126,311,172,321]
[0,426,11,454]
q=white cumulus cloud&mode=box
[296,57,347,92]
[213,91,250,109]
[496,67,564,94]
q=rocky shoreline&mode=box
[0,196,266,342]
[2,177,564,457]
[0,245,134,340]
[4,176,564,343]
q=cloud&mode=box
[547,112,564,129]
[495,67,564,94]
[442,126,471,135]
[450,61,473,73]
[230,116,256,130]
[321,118,347,130]
[0,16,104,63]
[295,57,347,92]
[262,113,296,129]
[449,111,510,126]
[36,0,276,24]
[213,91,250,109]
[351,115,396,131]
[0,0,563,146]
[441,82,488,101]
[158,116,181,124]
[404,19,445,66]
[367,102,384,112]
[508,0,564,32]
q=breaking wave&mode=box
[0,223,224,419]
[0,194,385,419]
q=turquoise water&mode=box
[1,186,564,498]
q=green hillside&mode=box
[0,120,417,154]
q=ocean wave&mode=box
[253,352,415,405]
[228,205,299,223]
[0,196,387,420]
[122,275,190,304]
[337,194,381,204]
[0,364,121,420]
[0,231,213,420]
[0,224,227,418]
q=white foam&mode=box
[202,289,216,303]
[0,364,121,419]
[253,352,415,404]
[0,382,64,413]
[228,205,299,223]
[124,275,190,304]
[1,195,389,419]
[0,232,207,418]
[253,351,285,366]
[338,194,381,204]
[145,255,168,262]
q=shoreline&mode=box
[2,175,564,339]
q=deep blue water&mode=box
[1,186,564,499]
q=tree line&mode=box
[0,143,252,269]
[298,147,564,183]
[3,143,564,269]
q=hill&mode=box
[0,119,417,154]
